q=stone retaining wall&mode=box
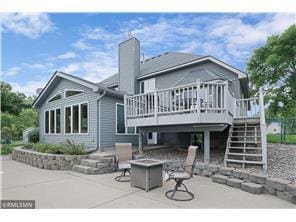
[12,147,88,170]
[193,162,296,205]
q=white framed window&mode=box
[116,103,137,135]
[64,102,88,134]
[139,78,155,94]
[44,108,61,134]
[47,93,62,103]
[64,89,84,98]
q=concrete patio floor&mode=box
[1,159,295,209]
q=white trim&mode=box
[64,88,84,99]
[115,103,138,136]
[33,72,98,107]
[47,92,62,103]
[136,56,247,80]
[44,107,61,135]
[64,101,89,135]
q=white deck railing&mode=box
[125,80,229,118]
[125,80,265,120]
[235,97,260,118]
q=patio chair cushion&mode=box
[169,171,191,179]
[118,162,131,170]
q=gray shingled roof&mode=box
[174,69,225,86]
[100,52,201,86]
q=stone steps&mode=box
[72,165,99,174]
[194,164,295,204]
[81,159,100,167]
[71,155,116,175]
[212,174,264,194]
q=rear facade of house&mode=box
[33,37,267,169]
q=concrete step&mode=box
[212,174,229,184]
[233,125,260,128]
[81,159,100,168]
[229,141,261,144]
[226,178,244,189]
[232,130,261,133]
[225,159,264,165]
[227,146,262,150]
[230,135,261,138]
[241,182,263,194]
[227,153,262,157]
[72,165,100,174]
[89,153,114,160]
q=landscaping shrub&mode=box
[0,144,14,155]
[61,139,86,155]
[1,126,12,144]
[28,128,39,143]
[31,140,86,155]
[33,143,63,154]
[0,142,25,155]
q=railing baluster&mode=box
[216,85,218,110]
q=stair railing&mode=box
[259,89,267,171]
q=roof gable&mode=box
[174,69,226,86]
[100,53,247,87]
[32,71,99,108]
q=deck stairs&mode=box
[224,117,265,169]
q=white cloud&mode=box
[10,79,48,96]
[208,13,295,62]
[0,13,54,39]
[24,63,49,69]
[2,66,21,77]
[57,51,76,60]
[47,51,77,61]
[83,27,116,41]
[60,63,80,73]
[72,40,93,50]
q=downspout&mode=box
[96,91,106,151]
[90,90,106,153]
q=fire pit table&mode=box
[128,159,165,192]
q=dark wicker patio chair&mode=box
[164,145,198,201]
[114,143,133,182]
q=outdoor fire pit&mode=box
[128,159,165,192]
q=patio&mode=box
[1,158,294,208]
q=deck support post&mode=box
[138,128,143,154]
[204,130,210,163]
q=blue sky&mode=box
[1,13,295,95]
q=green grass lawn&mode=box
[0,141,25,155]
[267,134,296,144]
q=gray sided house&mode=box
[33,37,267,170]
[33,72,138,152]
